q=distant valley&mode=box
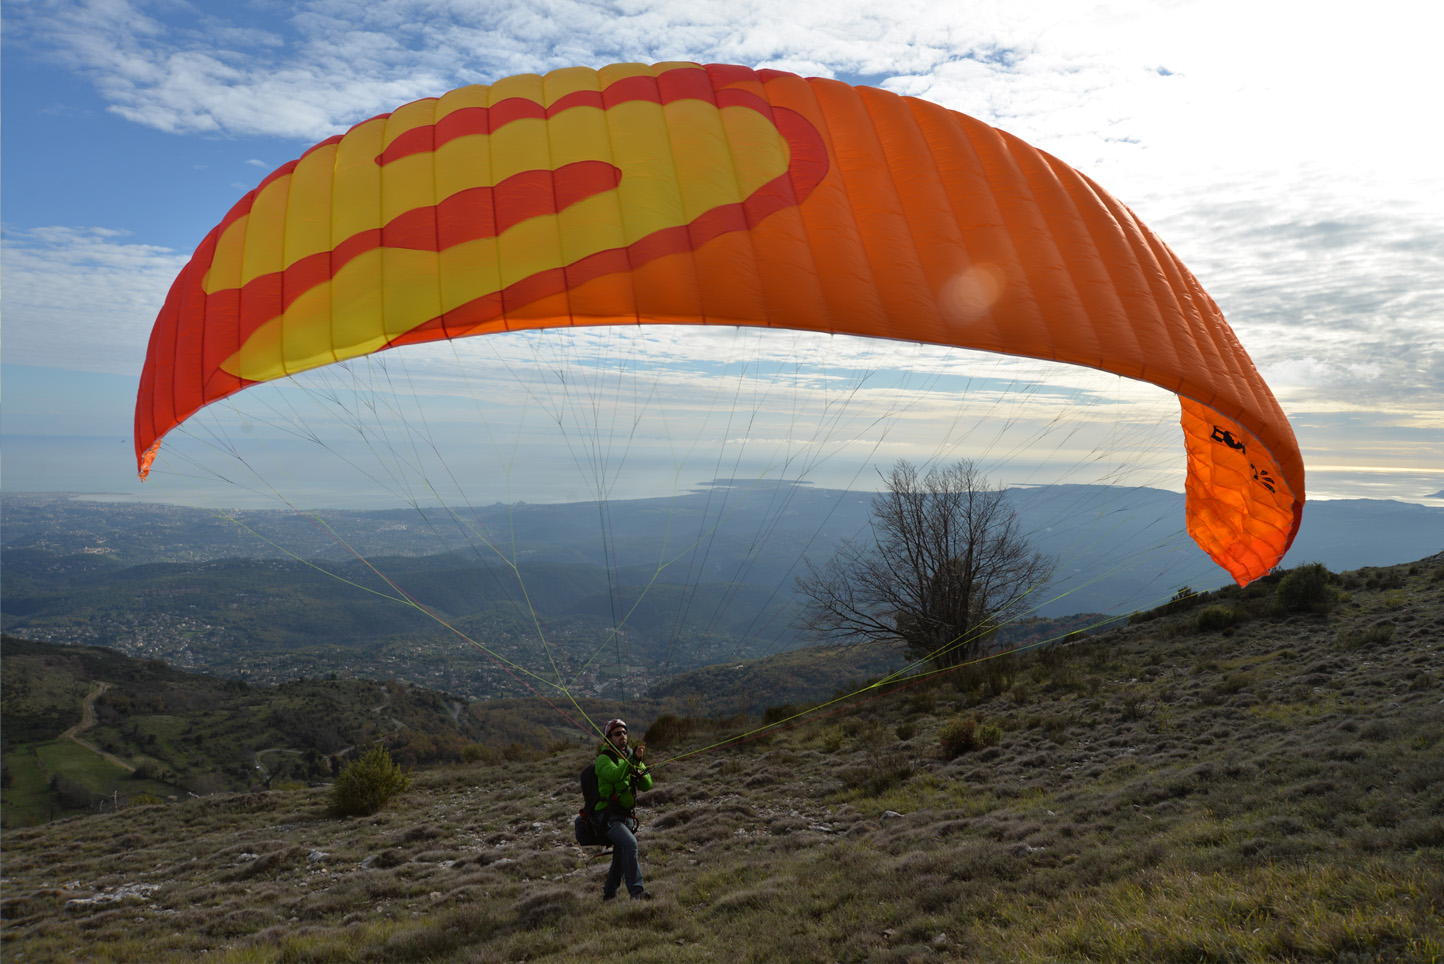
[2,486,1439,700]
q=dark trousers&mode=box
[603,817,644,898]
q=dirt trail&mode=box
[61,682,136,773]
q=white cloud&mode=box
[8,0,1442,507]
[0,226,188,374]
[148,331,1185,511]
[16,0,1440,225]
[1157,195,1444,413]
[177,325,1185,492]
[0,1,1195,142]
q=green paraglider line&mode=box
[266,354,622,738]
[151,330,1206,767]
[155,431,608,741]
[648,611,1127,769]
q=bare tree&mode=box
[796,459,1053,669]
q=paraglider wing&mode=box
[135,61,1303,586]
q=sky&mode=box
[3,0,1443,515]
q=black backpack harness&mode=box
[574,754,639,847]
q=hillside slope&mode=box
[1,636,492,826]
[2,556,1441,963]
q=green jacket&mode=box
[594,746,653,813]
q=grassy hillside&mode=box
[648,614,1110,718]
[1,556,1441,962]
[0,622,912,831]
[0,637,491,827]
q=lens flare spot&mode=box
[939,263,1006,324]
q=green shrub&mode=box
[939,715,1001,758]
[329,745,411,817]
[907,687,939,714]
[983,653,1018,697]
[645,713,702,747]
[1338,623,1395,650]
[1363,569,1405,590]
[1040,715,1069,743]
[939,716,977,758]
[1165,586,1202,614]
[1195,604,1240,633]
[1132,586,1203,624]
[857,756,916,796]
[976,721,1003,747]
[760,704,799,726]
[1275,563,1339,615]
[815,725,846,753]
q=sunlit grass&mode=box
[1002,861,1444,964]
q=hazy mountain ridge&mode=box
[3,488,1439,698]
[6,484,1437,586]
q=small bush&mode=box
[1195,604,1240,633]
[863,756,916,796]
[1166,586,1203,614]
[983,653,1018,697]
[1380,591,1408,609]
[907,687,939,714]
[1363,569,1405,591]
[645,713,702,747]
[939,716,978,758]
[939,716,1001,758]
[1132,586,1203,624]
[329,745,411,817]
[935,715,981,761]
[815,725,846,753]
[1338,623,1395,649]
[1040,716,1068,744]
[977,721,1003,747]
[514,887,580,930]
[1275,563,1339,615]
[760,704,799,726]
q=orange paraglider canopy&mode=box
[134,61,1303,585]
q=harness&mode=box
[575,749,645,846]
